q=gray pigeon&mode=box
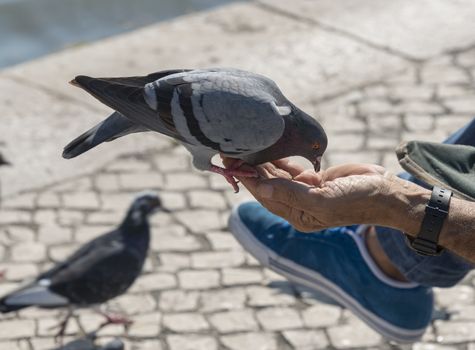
[62,68,328,192]
[52,334,124,350]
[0,192,164,336]
[0,152,9,166]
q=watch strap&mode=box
[408,186,452,256]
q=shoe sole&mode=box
[229,206,426,343]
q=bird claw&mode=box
[96,311,133,332]
[210,164,258,193]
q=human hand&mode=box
[223,158,393,232]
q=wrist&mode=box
[380,174,431,235]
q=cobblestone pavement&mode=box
[1,1,475,349]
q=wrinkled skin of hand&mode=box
[223,158,392,232]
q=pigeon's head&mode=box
[291,108,328,171]
[127,192,167,224]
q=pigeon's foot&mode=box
[210,165,258,193]
[0,269,5,279]
[51,310,74,344]
[97,311,133,332]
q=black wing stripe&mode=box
[177,84,223,151]
[154,81,178,133]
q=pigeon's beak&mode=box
[313,156,322,172]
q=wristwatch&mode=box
[406,186,452,256]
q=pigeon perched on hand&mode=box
[62,68,328,192]
[0,192,164,336]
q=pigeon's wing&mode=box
[72,70,191,144]
[63,111,148,159]
[149,70,288,155]
[0,281,69,312]
[39,231,124,285]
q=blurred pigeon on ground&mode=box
[63,68,328,192]
[52,333,124,350]
[0,192,164,336]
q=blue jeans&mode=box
[376,118,475,287]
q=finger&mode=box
[256,178,314,210]
[272,158,306,178]
[322,163,386,182]
[293,169,324,186]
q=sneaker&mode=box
[228,201,434,343]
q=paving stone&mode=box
[283,329,329,349]
[302,304,342,328]
[329,151,380,166]
[1,193,36,209]
[11,241,46,262]
[435,321,475,343]
[437,85,475,98]
[0,283,20,297]
[435,115,475,135]
[178,270,220,290]
[209,309,258,333]
[49,243,79,262]
[188,190,227,209]
[119,172,163,190]
[87,210,124,225]
[34,209,57,225]
[75,225,112,243]
[175,210,223,232]
[220,332,277,350]
[6,226,35,242]
[200,288,246,312]
[435,286,474,308]
[389,85,434,100]
[148,213,176,228]
[111,293,157,315]
[62,192,100,210]
[329,133,365,151]
[154,153,190,172]
[37,192,61,208]
[167,335,217,350]
[222,268,263,286]
[106,159,152,172]
[327,319,382,348]
[0,210,31,225]
[131,339,163,350]
[51,178,94,193]
[38,224,73,244]
[443,97,475,114]
[247,286,296,307]
[366,114,401,133]
[151,234,201,252]
[159,191,187,210]
[165,173,208,190]
[358,100,394,115]
[206,232,242,250]
[0,319,35,339]
[28,338,57,350]
[101,193,135,211]
[0,245,5,261]
[158,253,191,271]
[394,101,444,114]
[94,174,121,192]
[256,307,303,331]
[57,210,85,226]
[404,114,434,132]
[129,273,177,293]
[191,251,245,269]
[367,135,400,149]
[447,305,475,321]
[159,290,199,312]
[163,312,209,332]
[0,263,38,281]
[128,312,161,337]
[421,64,469,84]
[412,343,459,350]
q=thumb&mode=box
[256,178,313,209]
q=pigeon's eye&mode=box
[312,143,320,150]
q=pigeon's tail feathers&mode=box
[0,282,69,313]
[62,112,146,159]
[71,75,189,144]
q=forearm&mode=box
[383,175,475,263]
